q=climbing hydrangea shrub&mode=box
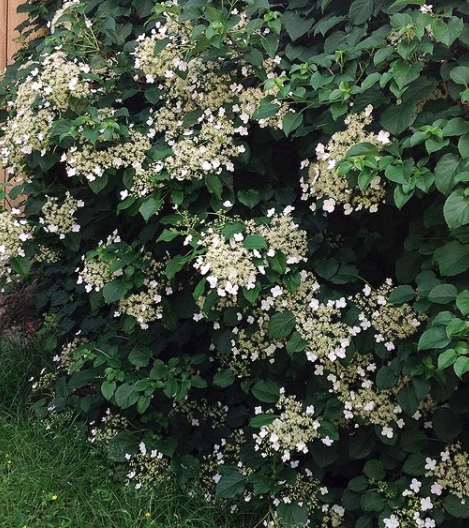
[3,0,469,526]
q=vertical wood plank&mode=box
[1,0,27,209]
[0,0,8,204]
[7,0,24,64]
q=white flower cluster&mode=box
[247,209,308,265]
[195,211,308,303]
[0,51,90,177]
[353,279,423,352]
[253,393,321,460]
[39,192,84,239]
[194,230,258,299]
[63,129,151,182]
[125,442,169,490]
[76,231,123,292]
[116,277,173,330]
[0,210,31,283]
[429,444,469,501]
[49,0,81,32]
[300,106,390,215]
[133,16,287,183]
[383,479,438,528]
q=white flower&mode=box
[323,198,336,213]
[430,483,442,496]
[410,478,422,493]
[425,458,437,471]
[384,515,399,528]
[270,285,283,297]
[377,130,391,144]
[381,426,394,439]
[120,190,129,200]
[420,4,433,14]
[420,497,433,511]
[223,200,233,208]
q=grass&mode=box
[0,334,252,528]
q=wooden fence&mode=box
[1,0,25,206]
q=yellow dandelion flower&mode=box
[145,512,151,518]
[51,495,58,501]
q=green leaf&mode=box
[444,189,469,230]
[139,196,163,222]
[268,311,296,339]
[363,460,385,480]
[434,153,462,196]
[397,384,419,415]
[443,494,469,519]
[456,290,469,316]
[277,502,309,528]
[114,383,139,409]
[128,347,152,367]
[107,431,139,462]
[213,368,235,388]
[101,380,116,400]
[88,174,109,194]
[205,175,223,199]
[349,0,374,25]
[165,254,187,279]
[283,12,314,41]
[252,379,280,403]
[216,469,246,498]
[438,348,457,370]
[156,229,180,243]
[360,491,385,512]
[428,284,458,304]
[454,356,469,378]
[252,100,280,121]
[381,103,417,135]
[250,414,278,428]
[243,234,267,250]
[10,256,31,277]
[434,241,469,276]
[450,66,469,86]
[458,134,469,159]
[418,327,451,351]
[389,285,415,303]
[103,281,129,304]
[433,408,462,441]
[282,111,304,136]
[432,17,463,47]
[238,190,260,209]
[388,0,424,11]
[376,366,398,390]
[402,453,426,476]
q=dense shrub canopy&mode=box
[3,0,469,526]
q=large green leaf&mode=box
[268,311,296,339]
[434,241,469,276]
[349,0,374,25]
[444,189,469,229]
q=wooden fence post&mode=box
[1,0,26,208]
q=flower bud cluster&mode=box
[39,192,84,239]
[87,408,129,446]
[64,130,151,182]
[0,51,90,176]
[0,211,31,281]
[301,106,389,215]
[125,442,170,491]
[354,280,423,351]
[76,231,122,292]
[431,444,469,501]
[253,393,321,459]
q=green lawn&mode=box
[0,335,250,528]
